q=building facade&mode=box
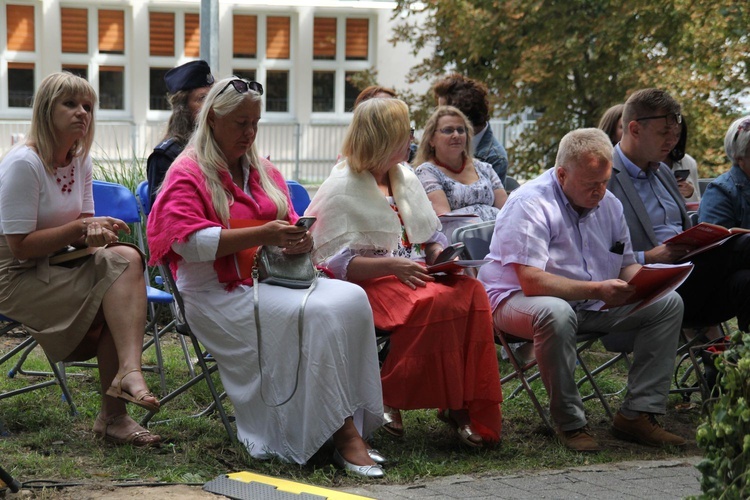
[1,0,432,180]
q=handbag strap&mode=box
[252,265,318,407]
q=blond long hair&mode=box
[26,72,97,174]
[341,98,411,173]
[185,77,287,224]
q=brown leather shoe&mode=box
[555,426,601,452]
[612,412,687,447]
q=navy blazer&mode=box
[608,152,691,252]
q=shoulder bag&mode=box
[252,245,318,407]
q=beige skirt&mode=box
[0,238,130,362]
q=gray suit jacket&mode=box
[608,152,691,252]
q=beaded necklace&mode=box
[432,154,467,174]
[54,152,76,194]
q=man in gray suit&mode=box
[608,88,750,331]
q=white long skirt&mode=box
[178,269,383,464]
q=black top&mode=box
[146,138,185,206]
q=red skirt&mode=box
[360,274,503,441]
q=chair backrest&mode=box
[93,180,141,224]
[286,180,311,215]
[452,220,496,260]
[504,175,521,193]
[92,179,146,254]
[136,180,151,216]
[698,178,713,196]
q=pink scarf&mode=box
[147,151,297,290]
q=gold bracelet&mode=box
[81,219,88,235]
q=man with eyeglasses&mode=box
[609,88,750,335]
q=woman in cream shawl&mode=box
[308,98,502,448]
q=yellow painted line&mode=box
[227,471,373,499]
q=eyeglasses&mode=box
[438,126,467,136]
[217,79,264,97]
[635,112,682,129]
[733,118,750,143]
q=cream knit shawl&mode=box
[308,160,441,263]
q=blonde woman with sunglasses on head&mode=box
[147,77,385,476]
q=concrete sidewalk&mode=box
[340,456,702,499]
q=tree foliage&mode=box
[392,0,750,178]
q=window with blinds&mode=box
[99,10,125,54]
[184,13,200,58]
[345,18,368,60]
[233,14,257,58]
[61,8,88,54]
[313,17,336,60]
[266,16,290,60]
[149,12,174,57]
[6,4,35,52]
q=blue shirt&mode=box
[478,168,636,311]
[615,145,682,244]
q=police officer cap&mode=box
[164,60,214,94]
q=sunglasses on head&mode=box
[217,79,264,97]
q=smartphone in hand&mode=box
[433,242,466,265]
[673,169,690,182]
[295,216,317,230]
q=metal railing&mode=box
[1,118,535,183]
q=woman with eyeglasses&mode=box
[415,106,507,222]
[307,98,502,448]
[699,116,750,229]
[147,77,385,475]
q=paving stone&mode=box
[338,457,703,500]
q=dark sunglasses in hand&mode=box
[217,79,264,97]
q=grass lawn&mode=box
[0,320,715,494]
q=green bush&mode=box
[696,330,750,499]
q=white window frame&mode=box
[311,13,373,121]
[146,8,201,122]
[61,4,131,120]
[1,0,39,119]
